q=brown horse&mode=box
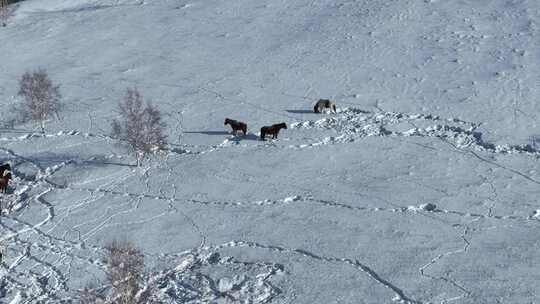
[224,118,247,136]
[0,163,11,177]
[314,99,336,113]
[260,123,287,141]
[0,170,11,194]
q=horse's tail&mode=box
[314,105,320,113]
[242,124,247,135]
[260,127,266,140]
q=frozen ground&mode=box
[0,0,539,303]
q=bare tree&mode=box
[0,0,9,27]
[105,240,145,304]
[111,88,167,166]
[17,69,62,132]
[77,241,158,304]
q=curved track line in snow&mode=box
[439,138,540,185]
[215,240,422,304]
[419,227,472,303]
[42,186,540,225]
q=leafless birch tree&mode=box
[17,69,62,132]
[111,88,167,166]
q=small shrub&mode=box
[78,241,158,304]
[78,285,105,304]
[105,240,144,304]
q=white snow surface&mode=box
[0,0,539,303]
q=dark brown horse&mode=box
[0,170,11,194]
[260,123,287,141]
[224,118,247,136]
[314,99,336,113]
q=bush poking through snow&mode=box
[111,88,167,166]
[78,241,158,304]
[17,69,62,132]
[78,285,105,304]
[105,240,145,304]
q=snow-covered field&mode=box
[0,0,539,303]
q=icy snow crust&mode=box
[0,0,539,303]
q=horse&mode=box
[260,123,287,141]
[0,163,11,177]
[314,99,336,113]
[224,118,247,136]
[0,170,11,194]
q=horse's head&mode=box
[224,118,231,125]
[2,170,11,180]
[280,123,287,129]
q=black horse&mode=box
[224,118,248,136]
[260,123,287,141]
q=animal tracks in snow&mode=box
[140,248,284,303]
[0,107,538,303]
[169,106,540,163]
[290,107,540,157]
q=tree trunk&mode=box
[0,0,8,26]
[135,152,143,167]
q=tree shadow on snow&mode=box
[286,109,314,114]
[26,3,143,15]
[22,153,136,172]
[184,131,231,136]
